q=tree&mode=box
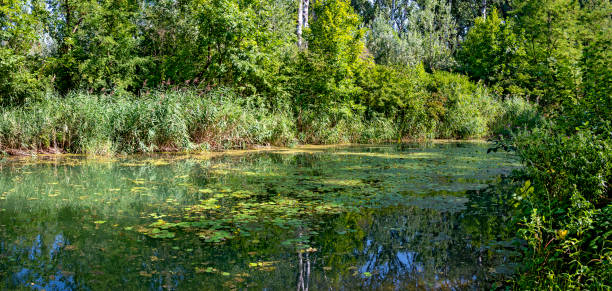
[0,0,47,105]
[367,14,413,66]
[363,0,458,70]
[45,0,145,94]
[403,0,457,71]
[510,0,581,108]
[573,0,611,127]
[297,0,310,48]
[456,9,527,97]
[293,0,367,108]
[449,0,510,40]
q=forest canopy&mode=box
[0,0,607,109]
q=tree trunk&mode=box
[297,0,303,48]
[303,0,309,28]
[481,0,487,19]
[303,0,309,48]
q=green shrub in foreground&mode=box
[512,123,611,289]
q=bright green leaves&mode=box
[457,9,527,96]
[308,0,365,62]
[0,0,48,105]
[507,0,582,108]
[44,0,145,94]
[293,0,367,108]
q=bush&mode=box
[428,71,502,139]
[515,125,610,205]
[490,96,542,138]
[512,123,611,289]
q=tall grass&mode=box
[0,86,533,155]
[489,96,543,138]
[428,71,504,139]
[0,89,300,154]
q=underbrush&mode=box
[0,89,404,154]
[489,97,543,139]
[0,81,534,155]
[428,71,503,139]
[509,122,611,289]
[0,89,299,154]
[360,67,517,140]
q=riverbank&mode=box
[0,88,538,156]
[0,139,491,159]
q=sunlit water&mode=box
[0,143,522,290]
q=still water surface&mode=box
[0,143,521,290]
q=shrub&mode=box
[490,96,543,138]
[512,123,611,289]
[428,71,502,139]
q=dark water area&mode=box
[0,143,522,290]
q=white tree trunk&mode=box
[302,0,309,48]
[297,0,303,48]
[303,0,309,28]
[481,0,487,19]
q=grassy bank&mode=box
[0,87,536,155]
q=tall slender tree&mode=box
[297,0,310,48]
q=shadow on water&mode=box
[0,142,522,290]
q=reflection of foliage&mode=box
[0,143,519,289]
[313,181,522,289]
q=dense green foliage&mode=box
[0,87,516,154]
[510,123,611,289]
[1,0,610,288]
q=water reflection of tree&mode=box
[297,250,312,291]
[0,206,194,290]
[308,184,518,290]
[0,144,519,290]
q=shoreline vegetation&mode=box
[0,86,537,156]
[0,139,491,158]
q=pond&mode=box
[0,142,522,290]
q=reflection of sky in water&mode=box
[358,238,425,288]
[10,234,79,291]
[5,232,189,291]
